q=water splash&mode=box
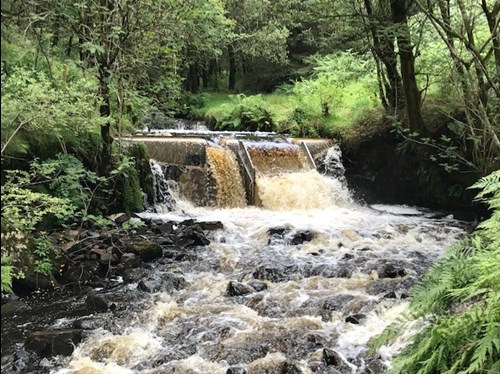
[256,170,352,210]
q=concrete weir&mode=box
[121,133,334,206]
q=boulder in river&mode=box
[25,329,82,357]
[378,263,407,278]
[323,348,351,372]
[85,294,110,313]
[1,300,29,316]
[128,240,162,262]
[227,281,255,296]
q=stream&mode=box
[1,138,466,374]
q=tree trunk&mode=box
[66,35,73,57]
[228,45,236,91]
[391,0,425,133]
[186,63,199,93]
[98,66,113,176]
[363,0,405,111]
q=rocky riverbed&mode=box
[1,203,468,374]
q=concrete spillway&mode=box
[121,133,335,207]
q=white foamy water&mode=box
[53,161,464,374]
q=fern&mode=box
[1,256,14,293]
[381,170,500,374]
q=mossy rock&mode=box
[128,240,162,262]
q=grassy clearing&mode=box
[193,83,380,138]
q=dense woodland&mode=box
[1,1,499,373]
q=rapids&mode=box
[51,169,463,374]
[1,141,466,374]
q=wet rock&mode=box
[366,277,418,296]
[345,314,366,324]
[379,263,406,278]
[163,272,187,290]
[138,279,158,293]
[323,348,351,372]
[13,348,30,371]
[253,265,295,283]
[308,361,341,373]
[247,280,268,292]
[322,294,356,312]
[226,367,247,374]
[122,267,148,283]
[268,226,291,244]
[139,273,186,293]
[364,355,388,374]
[384,291,397,299]
[128,240,162,262]
[152,221,174,235]
[25,329,82,357]
[176,225,210,247]
[197,221,224,231]
[12,273,54,296]
[227,281,255,296]
[157,237,174,246]
[85,294,110,312]
[120,252,142,268]
[1,300,29,316]
[290,230,314,245]
[90,248,114,263]
[281,361,303,373]
[310,263,356,279]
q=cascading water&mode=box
[149,160,176,211]
[7,139,465,374]
[206,146,247,208]
[319,145,346,183]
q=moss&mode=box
[128,239,162,262]
[122,167,143,215]
[126,143,154,205]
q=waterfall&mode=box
[206,146,247,208]
[245,142,352,210]
[149,159,176,211]
[319,144,347,183]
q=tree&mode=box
[415,0,500,173]
[225,0,289,91]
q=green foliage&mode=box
[1,256,15,293]
[197,51,380,137]
[1,155,104,231]
[33,235,56,276]
[122,218,146,230]
[385,171,500,374]
[217,94,274,132]
[1,64,103,159]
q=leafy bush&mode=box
[382,171,500,374]
[217,94,275,132]
[1,66,103,160]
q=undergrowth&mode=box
[373,170,500,374]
